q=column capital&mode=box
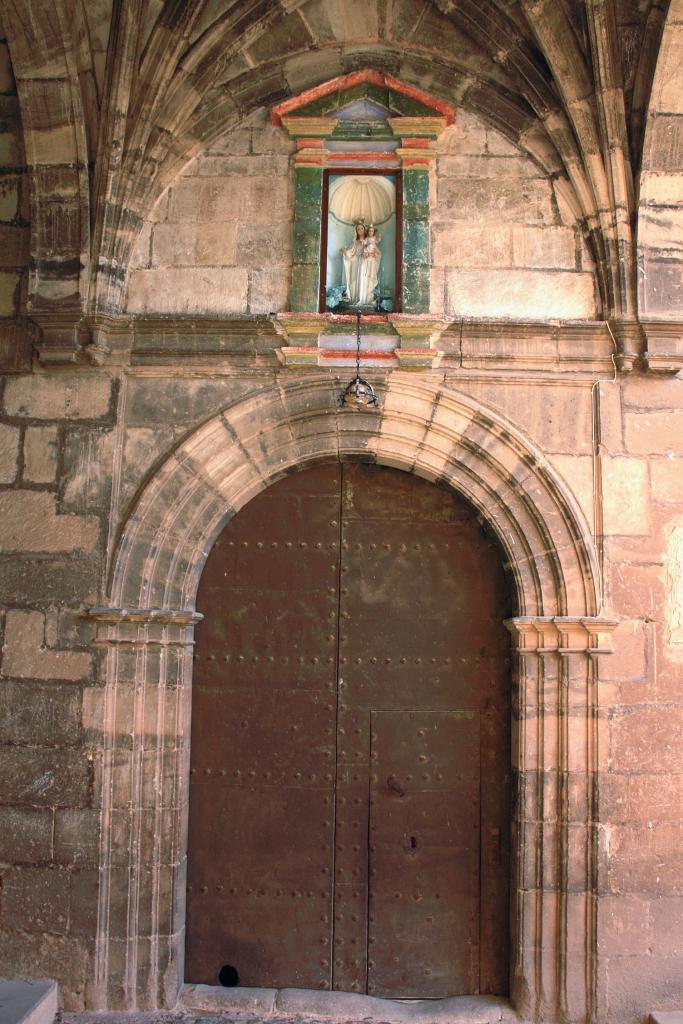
[88,606,203,645]
[504,615,619,655]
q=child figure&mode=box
[363,224,382,260]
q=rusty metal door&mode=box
[185,462,511,996]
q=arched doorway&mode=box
[185,461,512,997]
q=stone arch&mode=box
[110,374,600,618]
[91,374,616,1016]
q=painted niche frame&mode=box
[272,71,455,364]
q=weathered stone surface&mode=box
[437,177,556,223]
[3,375,112,420]
[0,421,19,482]
[54,808,100,866]
[0,679,82,745]
[126,267,249,314]
[0,866,70,933]
[0,491,99,553]
[601,457,651,536]
[23,424,59,483]
[0,746,91,807]
[0,807,53,862]
[0,555,99,606]
[1,609,91,680]
[60,428,114,514]
[624,410,683,455]
[445,267,596,318]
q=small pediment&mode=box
[271,69,456,132]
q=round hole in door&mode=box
[218,964,239,987]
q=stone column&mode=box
[88,607,202,1011]
[505,616,617,1024]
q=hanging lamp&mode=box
[339,310,380,408]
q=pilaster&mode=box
[88,607,202,1011]
[505,616,617,1024]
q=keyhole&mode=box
[410,836,417,849]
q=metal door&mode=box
[185,463,511,995]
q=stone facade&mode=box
[0,3,682,1024]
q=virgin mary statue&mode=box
[341,222,382,306]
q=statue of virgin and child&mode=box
[340,220,383,307]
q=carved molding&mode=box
[505,615,619,655]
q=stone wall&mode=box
[0,353,681,1020]
[0,372,115,1008]
[126,110,597,321]
[0,19,29,368]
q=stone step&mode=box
[0,980,57,1024]
[181,984,514,1024]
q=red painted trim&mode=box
[320,349,396,360]
[329,152,400,165]
[401,138,432,148]
[271,69,456,126]
[297,138,325,149]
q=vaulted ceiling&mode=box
[1,0,679,320]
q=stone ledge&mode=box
[181,985,512,1023]
[0,979,57,1024]
[649,1014,683,1024]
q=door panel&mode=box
[367,711,480,997]
[185,463,511,995]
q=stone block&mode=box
[0,932,88,1011]
[54,808,100,866]
[511,225,577,269]
[3,375,112,420]
[126,266,249,314]
[23,425,59,483]
[609,560,666,618]
[248,268,289,315]
[431,221,513,269]
[622,376,683,410]
[462,380,593,455]
[0,807,53,862]
[0,555,99,606]
[600,772,683,825]
[651,897,683,956]
[602,457,651,536]
[0,269,19,314]
[651,458,683,503]
[151,221,237,267]
[0,492,99,553]
[625,410,683,455]
[550,455,595,532]
[0,225,28,268]
[445,268,596,319]
[435,115,488,156]
[0,177,18,220]
[437,177,555,223]
[0,979,58,1024]
[599,618,648,684]
[60,428,114,514]
[610,706,682,773]
[607,823,683,895]
[126,376,254,427]
[1,866,70,934]
[604,955,683,1024]
[1,609,91,680]
[0,422,19,482]
[0,679,81,745]
[438,154,539,179]
[0,41,15,93]
[597,895,651,956]
[0,746,91,807]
